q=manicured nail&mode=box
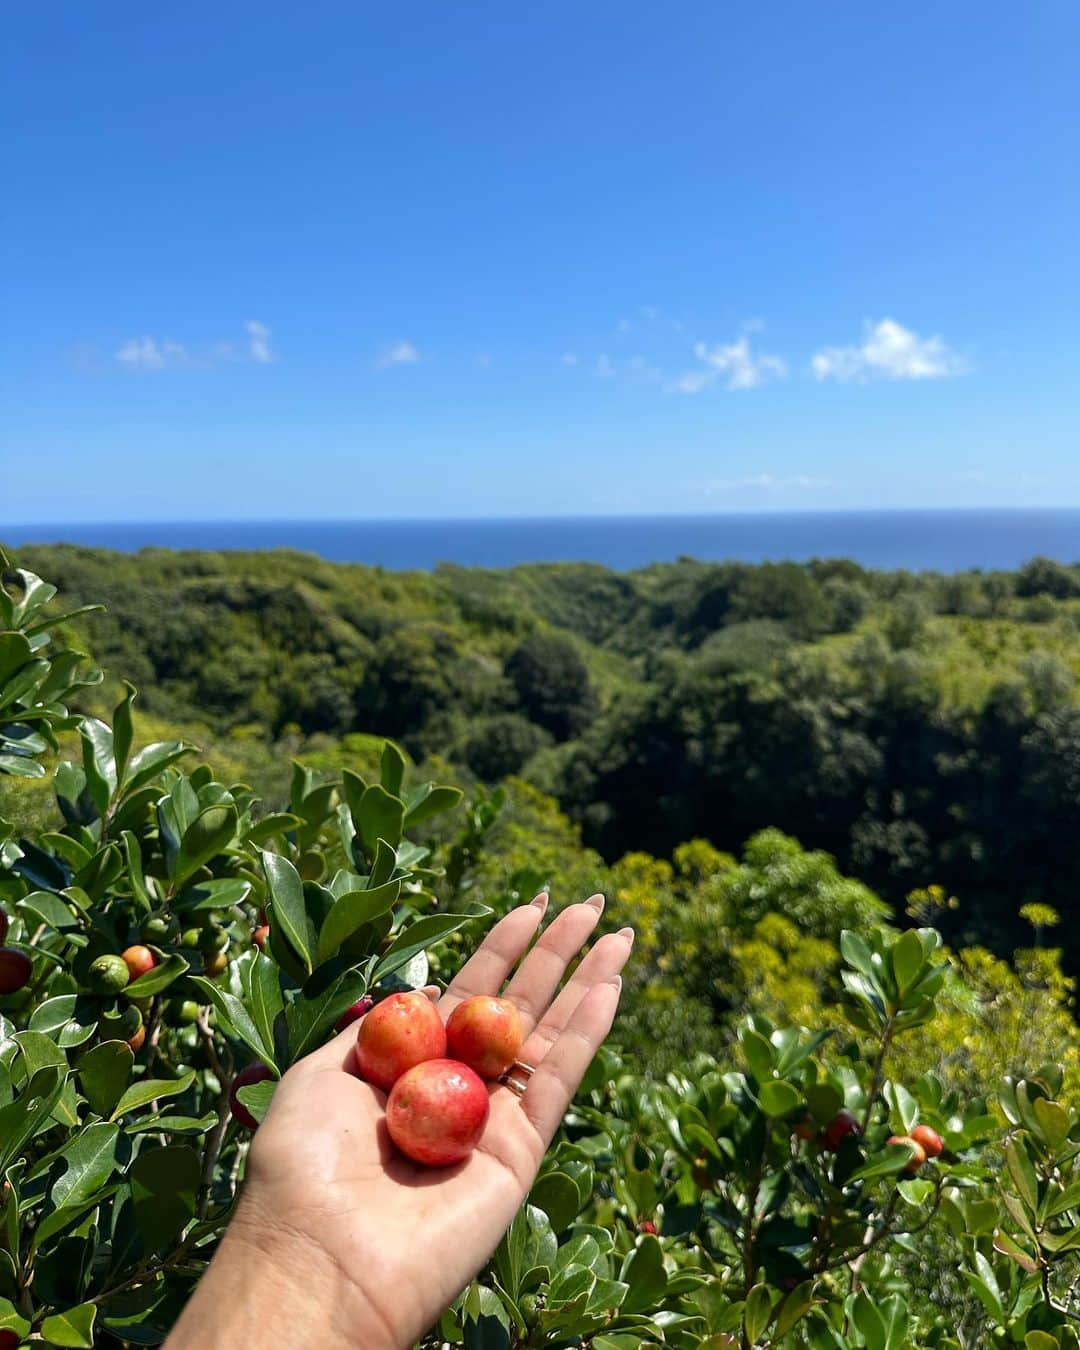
[587,893,605,912]
[607,974,623,991]
[617,927,635,945]
[531,892,549,912]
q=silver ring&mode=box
[499,1060,535,1098]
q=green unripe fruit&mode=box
[141,913,179,943]
[88,955,131,995]
[180,927,203,949]
[177,999,201,1025]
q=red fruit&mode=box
[386,1058,490,1166]
[252,925,270,952]
[639,1219,659,1235]
[794,1113,817,1141]
[353,991,447,1091]
[336,995,375,1033]
[911,1124,944,1158]
[0,909,8,944]
[0,1330,20,1350]
[230,1063,275,1130]
[121,945,157,981]
[821,1109,861,1152]
[127,1024,147,1053]
[446,995,523,1080]
[0,948,32,995]
[887,1134,927,1173]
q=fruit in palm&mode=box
[353,991,447,1091]
[88,954,130,995]
[121,945,157,981]
[335,995,374,1032]
[445,995,523,1080]
[0,948,32,995]
[887,1134,927,1172]
[230,1063,275,1130]
[911,1124,944,1158]
[821,1109,861,1151]
[385,1058,490,1166]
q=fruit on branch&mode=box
[793,1113,817,1141]
[887,1134,927,1172]
[88,954,130,994]
[127,1023,147,1053]
[445,995,524,1080]
[0,909,8,944]
[0,948,32,995]
[200,926,230,953]
[385,1058,490,1166]
[0,1329,21,1349]
[177,999,201,1024]
[336,995,374,1032]
[204,951,230,977]
[911,1124,944,1158]
[141,913,179,943]
[252,925,270,952]
[230,1063,275,1130]
[180,927,202,949]
[639,1219,659,1235]
[353,990,447,1091]
[121,945,157,981]
[821,1109,861,1151]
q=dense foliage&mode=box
[5,550,1080,1346]
[12,544,1080,966]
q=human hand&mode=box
[165,894,632,1350]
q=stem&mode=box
[860,1018,895,1136]
[196,1010,233,1221]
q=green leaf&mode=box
[852,1291,887,1350]
[404,783,463,828]
[40,1302,97,1348]
[77,1041,134,1118]
[125,952,189,999]
[889,929,925,996]
[758,1079,801,1117]
[262,850,314,975]
[380,740,407,796]
[0,1297,29,1342]
[1005,1136,1039,1217]
[743,1284,773,1345]
[80,717,116,812]
[994,1228,1039,1273]
[849,1144,916,1184]
[285,967,369,1063]
[370,912,480,986]
[17,889,78,931]
[840,929,875,976]
[50,1121,121,1211]
[1033,1098,1071,1149]
[620,1235,667,1315]
[884,1079,919,1134]
[774,1280,817,1337]
[111,1069,195,1121]
[740,1027,776,1082]
[0,1066,65,1172]
[247,813,304,845]
[175,877,252,913]
[529,1172,581,1232]
[189,978,277,1071]
[113,682,136,786]
[1026,1332,1063,1350]
[963,1251,1004,1321]
[172,803,238,887]
[317,878,402,962]
[124,739,193,794]
[130,1145,200,1251]
[354,783,406,858]
[246,952,285,1064]
[235,1078,277,1126]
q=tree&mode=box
[505,632,598,740]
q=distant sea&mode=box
[5,510,1080,574]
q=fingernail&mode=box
[617,927,635,945]
[587,893,605,912]
[531,892,549,912]
[607,974,622,991]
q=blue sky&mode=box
[3,1,1078,520]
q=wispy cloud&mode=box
[668,336,788,394]
[116,321,275,371]
[375,340,421,370]
[811,318,969,382]
[116,337,191,370]
[705,472,831,495]
[246,319,274,364]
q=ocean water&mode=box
[4,510,1080,573]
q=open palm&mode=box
[233,894,632,1349]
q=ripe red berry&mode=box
[386,1058,490,1166]
[121,945,157,981]
[0,948,32,995]
[821,1109,861,1152]
[910,1124,944,1158]
[336,995,375,1033]
[252,925,269,952]
[0,909,9,945]
[0,1329,20,1350]
[639,1219,659,1235]
[353,991,447,1092]
[446,995,524,1080]
[887,1134,927,1173]
[230,1063,276,1130]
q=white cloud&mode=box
[116,336,191,370]
[705,472,831,495]
[246,319,274,364]
[376,340,420,370]
[811,318,969,382]
[668,336,788,394]
[561,352,579,366]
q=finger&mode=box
[518,976,622,1148]
[497,895,605,1033]
[438,895,548,1017]
[520,927,633,1065]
